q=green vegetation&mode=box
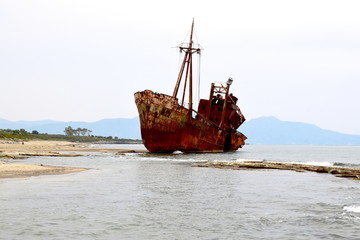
[0,128,141,144]
[64,126,92,136]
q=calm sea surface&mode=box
[1,145,360,240]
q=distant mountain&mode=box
[240,116,360,145]
[0,117,142,140]
[1,116,360,145]
[0,118,61,129]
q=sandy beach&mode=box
[0,161,88,178]
[0,140,146,178]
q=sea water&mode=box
[1,145,360,239]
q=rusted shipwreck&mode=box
[134,21,246,153]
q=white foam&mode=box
[235,160,334,167]
[235,159,264,162]
[286,161,334,167]
[304,161,334,166]
[344,205,360,213]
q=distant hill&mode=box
[1,116,360,145]
[0,117,142,140]
[240,116,360,145]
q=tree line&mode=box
[0,128,38,135]
[64,126,92,136]
[1,127,141,143]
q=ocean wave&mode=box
[235,159,265,162]
[334,162,360,169]
[344,205,360,213]
[301,161,334,166]
[235,160,335,167]
[285,161,334,167]
[128,154,208,163]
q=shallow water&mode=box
[1,145,360,239]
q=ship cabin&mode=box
[197,82,245,131]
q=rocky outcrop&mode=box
[194,161,360,180]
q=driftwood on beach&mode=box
[194,161,360,180]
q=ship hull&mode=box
[134,90,246,153]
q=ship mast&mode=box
[172,19,201,113]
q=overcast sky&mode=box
[1,0,359,134]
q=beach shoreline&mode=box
[0,161,88,178]
[0,140,146,179]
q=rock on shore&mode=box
[194,161,360,180]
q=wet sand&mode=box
[0,161,87,178]
[0,140,147,178]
